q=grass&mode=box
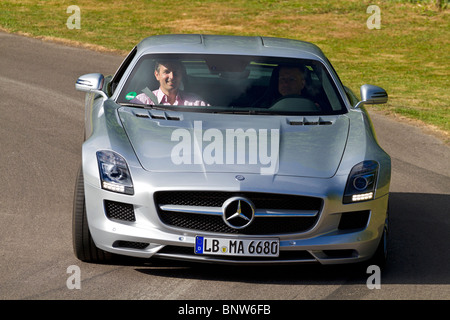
[1,0,448,139]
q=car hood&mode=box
[118,108,349,178]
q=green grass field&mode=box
[1,0,448,139]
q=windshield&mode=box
[117,54,347,115]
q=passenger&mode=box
[133,60,208,106]
[278,66,307,97]
[255,66,318,108]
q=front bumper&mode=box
[83,167,389,265]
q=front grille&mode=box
[155,191,321,210]
[104,200,135,222]
[159,211,318,234]
[154,191,322,235]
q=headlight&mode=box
[343,161,378,204]
[96,150,134,195]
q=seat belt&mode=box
[141,87,159,105]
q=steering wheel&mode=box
[269,95,318,112]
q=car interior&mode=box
[117,54,346,115]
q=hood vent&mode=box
[133,110,181,121]
[287,117,334,126]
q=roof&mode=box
[136,34,326,61]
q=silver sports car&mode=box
[73,34,390,265]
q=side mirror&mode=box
[75,73,108,100]
[354,84,388,108]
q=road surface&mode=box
[0,32,449,301]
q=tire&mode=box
[369,201,390,268]
[72,166,113,263]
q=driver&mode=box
[133,60,208,106]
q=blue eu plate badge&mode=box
[195,236,204,254]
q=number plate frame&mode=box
[195,236,279,257]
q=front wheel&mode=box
[369,202,390,268]
[72,166,113,263]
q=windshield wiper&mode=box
[119,102,173,111]
[213,108,273,115]
[119,103,277,115]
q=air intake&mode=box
[104,200,136,222]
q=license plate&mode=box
[195,236,279,257]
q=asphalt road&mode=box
[1,32,449,301]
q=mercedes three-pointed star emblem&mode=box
[222,197,255,229]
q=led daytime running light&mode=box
[352,192,374,202]
[102,182,126,193]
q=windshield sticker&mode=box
[125,92,137,100]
